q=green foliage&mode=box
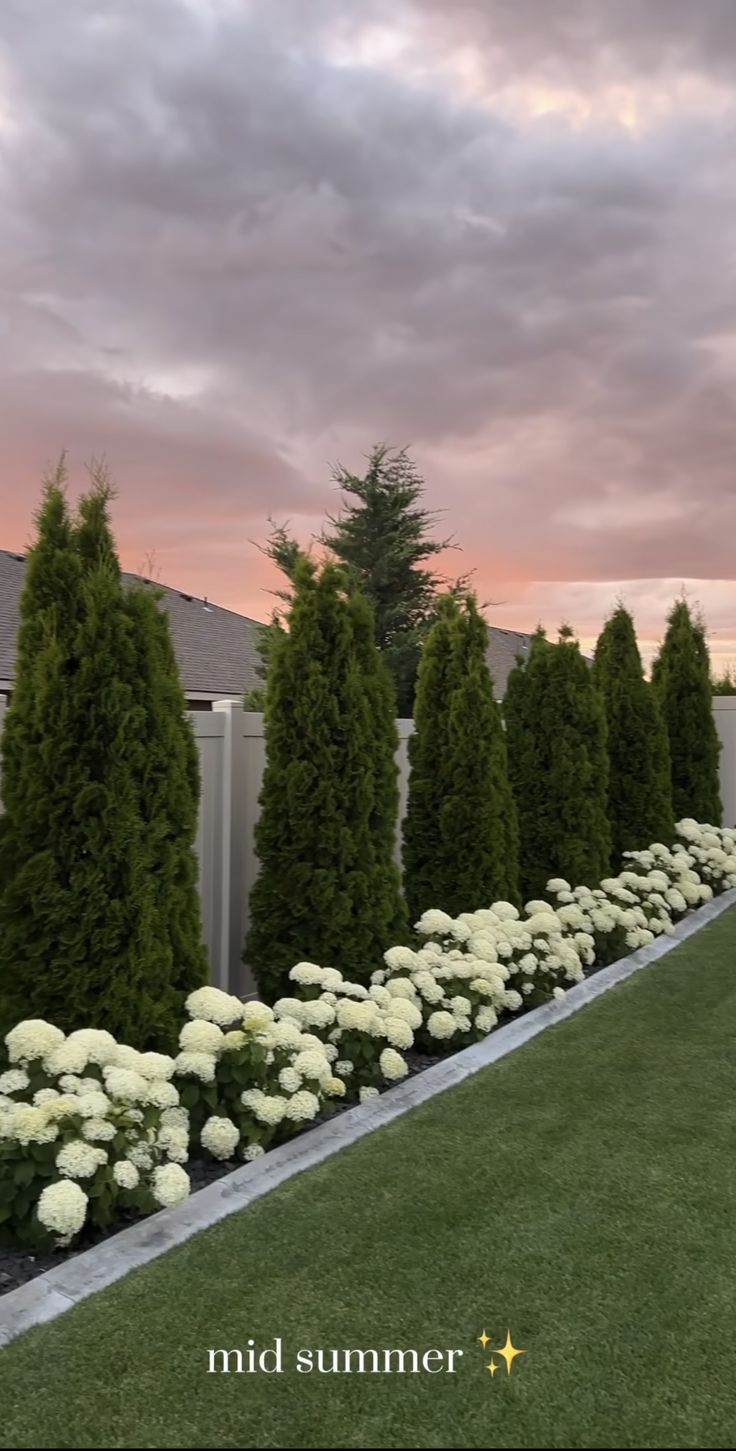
[593,604,675,862]
[402,596,463,921]
[244,559,406,1001]
[712,666,736,696]
[0,467,206,1048]
[504,628,611,899]
[652,599,722,824]
[403,595,518,920]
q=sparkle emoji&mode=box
[498,1329,526,1376]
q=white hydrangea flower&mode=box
[300,999,336,1030]
[81,1117,117,1142]
[136,1051,176,1081]
[283,1090,320,1122]
[156,1124,189,1163]
[278,1066,302,1094]
[179,1019,225,1056]
[243,1143,265,1162]
[335,1059,354,1077]
[385,978,417,1000]
[126,1144,154,1171]
[242,1001,275,1031]
[293,1049,332,1085]
[103,1066,149,1102]
[174,1051,216,1083]
[185,985,242,1026]
[151,1163,190,1208]
[379,1048,408,1082]
[503,989,523,1012]
[0,1068,30,1094]
[546,878,571,894]
[383,1016,414,1050]
[383,945,418,972]
[491,901,520,921]
[201,1115,240,1160]
[386,997,422,1029]
[325,1076,346,1097]
[6,1103,58,1144]
[222,1030,246,1050]
[552,987,566,1001]
[359,1086,380,1103]
[289,962,327,986]
[43,1039,90,1076]
[265,1019,304,1051]
[415,909,454,937]
[113,1044,147,1073]
[56,1140,108,1179]
[145,1079,180,1110]
[5,1019,65,1064]
[369,984,393,1008]
[33,1088,60,1106]
[449,996,471,1018]
[113,1159,140,1190]
[412,972,444,1004]
[475,1006,498,1034]
[73,1090,111,1119]
[66,1029,119,1067]
[37,1179,88,1244]
[427,1011,456,1041]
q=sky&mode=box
[1,0,736,672]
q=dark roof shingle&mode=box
[0,548,548,702]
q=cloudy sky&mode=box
[1,0,736,670]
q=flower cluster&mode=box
[0,1024,190,1249]
[174,986,343,1160]
[280,962,418,1096]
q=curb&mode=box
[2,886,735,1349]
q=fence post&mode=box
[212,699,247,994]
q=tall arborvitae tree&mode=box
[505,626,611,899]
[245,559,405,1000]
[402,595,463,922]
[593,604,675,861]
[126,584,208,1004]
[651,598,722,824]
[321,444,469,714]
[438,597,520,914]
[0,471,206,1047]
[348,588,408,946]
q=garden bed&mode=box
[0,1046,448,1298]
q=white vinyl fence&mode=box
[0,695,734,996]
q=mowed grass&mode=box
[2,909,736,1449]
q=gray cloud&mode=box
[0,0,735,616]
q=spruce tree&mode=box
[593,604,675,861]
[438,597,520,914]
[245,559,404,1000]
[402,595,463,922]
[0,472,206,1047]
[505,627,611,899]
[652,599,722,824]
[321,444,469,714]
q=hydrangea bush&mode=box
[0,1023,190,1249]
[276,963,420,1098]
[174,986,345,1161]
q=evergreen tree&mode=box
[505,627,611,899]
[438,597,520,914]
[348,588,408,946]
[402,595,464,921]
[0,471,206,1047]
[593,604,675,861]
[126,584,208,1005]
[321,444,468,714]
[712,666,736,696]
[245,559,405,1000]
[651,599,722,824]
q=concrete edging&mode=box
[2,885,735,1349]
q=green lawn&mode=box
[2,908,736,1449]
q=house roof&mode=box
[0,547,540,702]
[0,549,264,699]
